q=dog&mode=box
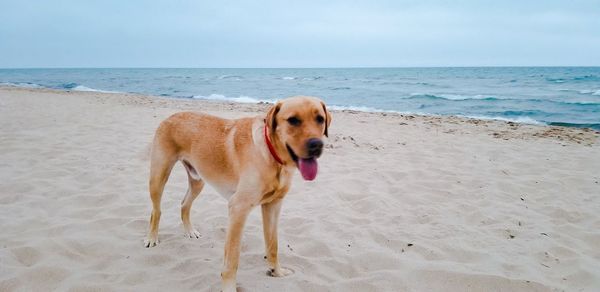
[144,96,331,291]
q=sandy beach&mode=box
[1,86,599,291]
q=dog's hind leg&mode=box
[181,162,204,238]
[144,146,176,248]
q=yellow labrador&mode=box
[144,96,331,291]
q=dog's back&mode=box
[153,111,230,155]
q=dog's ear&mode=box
[265,102,281,132]
[320,101,332,137]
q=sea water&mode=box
[1,67,599,129]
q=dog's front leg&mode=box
[261,198,293,277]
[221,195,253,292]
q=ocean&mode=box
[1,67,599,130]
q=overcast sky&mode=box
[1,0,599,68]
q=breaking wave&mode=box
[192,94,277,104]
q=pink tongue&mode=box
[298,158,318,181]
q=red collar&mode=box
[264,124,284,165]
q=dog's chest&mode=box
[259,168,292,204]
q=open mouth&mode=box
[286,144,299,162]
[286,144,318,181]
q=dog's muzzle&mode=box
[306,138,323,158]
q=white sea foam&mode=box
[71,85,119,93]
[1,82,43,88]
[439,94,494,100]
[282,76,296,80]
[460,115,545,125]
[191,96,417,114]
[218,75,242,80]
[192,94,276,104]
[331,104,546,126]
[576,89,600,96]
[410,93,498,100]
[328,105,397,113]
[1,82,120,93]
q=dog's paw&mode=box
[144,236,159,248]
[184,228,201,239]
[221,281,238,292]
[267,267,294,277]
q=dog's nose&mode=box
[306,138,324,157]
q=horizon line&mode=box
[2,65,600,70]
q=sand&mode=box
[1,86,599,292]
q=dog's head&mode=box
[266,96,332,180]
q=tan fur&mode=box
[144,96,332,291]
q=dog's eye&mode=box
[287,117,301,126]
[316,115,325,124]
